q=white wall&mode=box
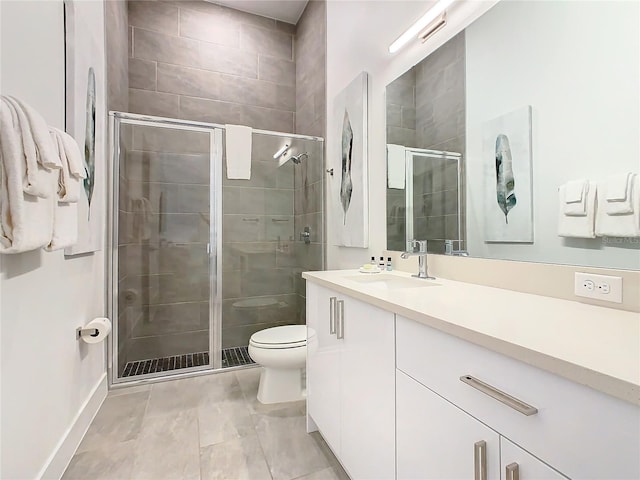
[0,1,107,478]
[465,0,640,270]
[325,0,498,269]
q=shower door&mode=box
[110,113,222,383]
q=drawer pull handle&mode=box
[473,440,487,480]
[460,375,538,416]
[336,300,345,339]
[506,462,519,480]
[329,297,337,335]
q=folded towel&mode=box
[0,97,53,198]
[606,172,632,201]
[44,201,78,251]
[50,127,86,179]
[0,122,55,253]
[562,180,589,216]
[596,176,640,238]
[225,124,252,180]
[558,181,597,238]
[605,173,636,215]
[7,96,61,170]
[49,128,83,203]
[387,144,406,189]
[564,179,587,203]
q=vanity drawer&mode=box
[396,315,640,480]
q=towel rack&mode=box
[271,218,289,222]
[242,218,259,222]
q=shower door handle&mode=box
[329,297,337,334]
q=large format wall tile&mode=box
[129,1,179,36]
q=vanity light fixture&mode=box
[418,12,447,43]
[273,144,289,159]
[388,0,455,53]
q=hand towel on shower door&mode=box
[225,125,252,180]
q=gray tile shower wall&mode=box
[294,1,326,321]
[127,0,296,132]
[386,68,417,148]
[106,0,129,112]
[414,31,466,253]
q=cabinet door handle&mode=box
[505,462,519,480]
[460,375,538,416]
[474,440,487,480]
[336,300,345,339]
[329,297,337,335]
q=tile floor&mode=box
[63,367,349,480]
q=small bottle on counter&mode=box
[386,257,393,271]
[370,256,376,266]
[379,256,385,269]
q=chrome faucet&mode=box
[401,239,435,280]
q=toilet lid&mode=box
[249,325,307,349]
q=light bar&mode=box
[273,144,289,159]
[388,0,455,54]
[418,13,447,43]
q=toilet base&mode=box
[257,366,305,404]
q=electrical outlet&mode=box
[574,273,623,303]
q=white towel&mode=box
[0,97,54,198]
[7,96,61,170]
[50,127,86,179]
[596,176,640,238]
[606,172,632,201]
[562,179,589,216]
[225,125,252,179]
[605,173,635,215]
[0,110,55,253]
[44,201,78,251]
[387,144,406,189]
[558,182,597,238]
[49,128,84,203]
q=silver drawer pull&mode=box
[336,300,345,339]
[505,462,519,480]
[474,440,487,480]
[460,375,538,416]
[329,297,337,335]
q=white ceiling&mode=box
[209,0,309,25]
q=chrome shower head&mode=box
[290,152,309,164]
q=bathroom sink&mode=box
[344,274,439,290]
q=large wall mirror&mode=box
[386,0,639,270]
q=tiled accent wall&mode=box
[106,0,129,112]
[413,31,466,254]
[294,0,326,321]
[386,68,417,148]
[127,0,296,132]
[221,133,302,348]
[118,126,211,368]
[386,32,466,254]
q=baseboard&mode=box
[38,373,108,479]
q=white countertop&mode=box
[302,269,640,406]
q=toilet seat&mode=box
[249,325,306,350]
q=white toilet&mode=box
[248,325,307,404]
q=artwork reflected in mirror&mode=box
[385,1,639,270]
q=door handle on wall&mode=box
[474,440,487,480]
[505,462,519,480]
[336,300,345,339]
[329,297,337,334]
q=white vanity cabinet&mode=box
[500,437,566,480]
[396,315,640,480]
[306,282,396,480]
[397,370,501,480]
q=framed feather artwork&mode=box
[63,0,105,255]
[331,72,369,247]
[482,106,533,243]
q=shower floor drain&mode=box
[121,347,254,377]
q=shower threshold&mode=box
[121,347,255,377]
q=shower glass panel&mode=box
[221,131,324,367]
[112,115,218,381]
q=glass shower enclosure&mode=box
[109,112,324,384]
